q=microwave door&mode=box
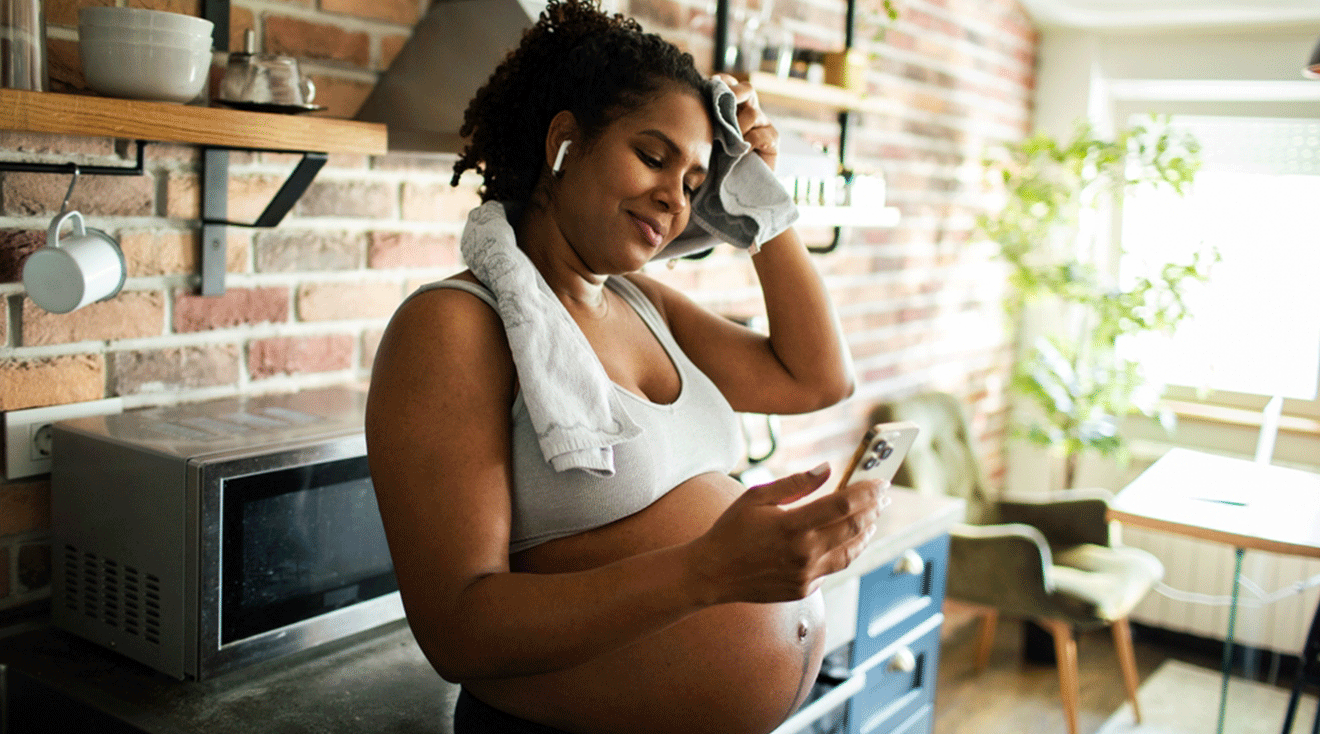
[196,436,403,679]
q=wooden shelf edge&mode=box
[0,89,387,156]
[734,72,895,115]
[796,205,899,228]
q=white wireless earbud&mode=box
[552,140,572,175]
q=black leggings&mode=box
[453,689,574,734]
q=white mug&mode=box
[23,210,125,314]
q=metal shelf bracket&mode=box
[199,148,328,296]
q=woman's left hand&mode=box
[713,73,778,171]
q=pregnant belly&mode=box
[463,472,827,734]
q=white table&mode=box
[1108,448,1320,734]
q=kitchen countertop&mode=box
[820,487,964,592]
[0,488,963,734]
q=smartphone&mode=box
[837,420,919,491]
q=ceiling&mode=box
[1018,0,1320,29]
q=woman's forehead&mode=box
[615,90,713,158]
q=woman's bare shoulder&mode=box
[381,273,503,354]
[369,272,514,417]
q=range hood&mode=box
[355,0,547,154]
[355,0,838,178]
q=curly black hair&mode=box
[451,0,707,204]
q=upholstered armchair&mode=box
[873,392,1164,734]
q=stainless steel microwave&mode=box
[50,387,403,680]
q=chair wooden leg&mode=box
[974,608,998,673]
[1040,618,1080,734]
[1111,617,1143,723]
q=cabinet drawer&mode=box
[848,620,942,734]
[853,535,949,664]
[880,703,933,734]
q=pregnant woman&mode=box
[365,1,887,731]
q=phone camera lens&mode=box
[879,446,893,459]
[862,457,879,470]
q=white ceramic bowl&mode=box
[79,38,211,103]
[78,6,213,38]
[78,24,213,51]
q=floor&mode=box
[931,604,1299,734]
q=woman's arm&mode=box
[365,287,879,683]
[634,78,854,415]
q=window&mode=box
[1119,115,1320,407]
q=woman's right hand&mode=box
[686,464,888,605]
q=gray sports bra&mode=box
[411,276,742,553]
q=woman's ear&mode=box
[545,111,579,175]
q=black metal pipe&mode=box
[713,0,730,72]
[0,140,146,176]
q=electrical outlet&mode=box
[4,398,124,480]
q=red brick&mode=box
[144,143,198,166]
[254,230,365,272]
[108,344,240,395]
[303,74,372,119]
[0,229,43,284]
[294,180,397,219]
[400,182,480,222]
[380,34,409,70]
[322,0,418,25]
[0,355,104,410]
[361,328,384,369]
[264,15,370,68]
[118,228,247,277]
[127,0,201,16]
[297,281,401,321]
[47,37,85,93]
[248,334,354,379]
[165,171,286,223]
[372,154,457,173]
[2,172,153,217]
[327,153,370,170]
[0,132,114,156]
[0,481,51,534]
[629,0,686,28]
[45,0,94,27]
[367,231,460,269]
[229,6,255,51]
[173,287,290,332]
[21,292,164,346]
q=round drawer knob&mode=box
[893,549,924,576]
[887,647,917,673]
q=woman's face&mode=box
[553,87,713,273]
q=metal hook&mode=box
[59,165,81,216]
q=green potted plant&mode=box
[977,118,1217,489]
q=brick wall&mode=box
[0,0,1034,614]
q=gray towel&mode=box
[657,77,799,260]
[460,201,642,476]
[460,78,796,475]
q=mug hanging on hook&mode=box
[22,169,126,314]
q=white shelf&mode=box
[796,205,900,229]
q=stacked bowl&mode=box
[78,7,214,103]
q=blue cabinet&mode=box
[849,534,949,734]
[772,533,950,734]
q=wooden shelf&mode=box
[0,89,387,155]
[733,72,896,116]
